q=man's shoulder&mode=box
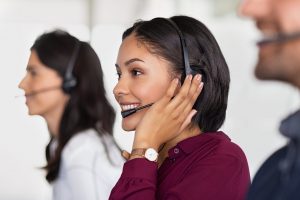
[247,144,290,200]
[255,145,288,176]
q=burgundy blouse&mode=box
[109,131,250,200]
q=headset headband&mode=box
[165,18,193,76]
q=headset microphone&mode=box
[16,85,61,98]
[257,31,300,46]
[121,103,154,118]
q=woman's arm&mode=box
[109,75,203,200]
[110,148,250,200]
[109,159,157,200]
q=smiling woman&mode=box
[114,34,173,131]
[109,15,250,200]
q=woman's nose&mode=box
[18,75,28,90]
[113,78,129,101]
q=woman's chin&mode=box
[27,109,37,116]
[121,119,137,131]
[121,111,145,131]
[122,123,136,131]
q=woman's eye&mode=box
[131,69,142,76]
[29,70,37,77]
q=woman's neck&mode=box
[43,104,66,138]
[157,125,201,166]
[45,116,60,137]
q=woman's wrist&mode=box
[129,148,158,162]
[132,139,160,152]
[128,154,145,160]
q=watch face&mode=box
[145,148,158,162]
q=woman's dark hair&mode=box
[31,30,117,182]
[123,15,230,132]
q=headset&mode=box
[121,18,195,118]
[257,31,300,46]
[61,40,81,94]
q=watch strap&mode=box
[131,148,146,157]
[130,148,158,162]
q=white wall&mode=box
[0,0,299,199]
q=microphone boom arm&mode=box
[121,103,154,118]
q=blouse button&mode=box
[174,148,180,154]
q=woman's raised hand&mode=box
[133,74,203,151]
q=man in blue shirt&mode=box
[239,0,300,199]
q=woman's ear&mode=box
[169,72,182,97]
[173,74,182,96]
[174,81,181,96]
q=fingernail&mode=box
[198,82,204,89]
[192,110,198,117]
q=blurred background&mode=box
[0,0,299,199]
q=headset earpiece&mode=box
[62,78,77,94]
[62,40,81,94]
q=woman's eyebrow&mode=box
[124,58,145,66]
[115,58,145,68]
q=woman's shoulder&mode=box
[64,129,105,152]
[61,129,122,168]
[216,132,246,157]
[202,131,247,160]
[188,131,248,163]
[186,132,249,175]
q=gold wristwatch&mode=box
[131,148,158,162]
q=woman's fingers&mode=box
[169,74,203,116]
[154,74,201,114]
[179,80,203,119]
[155,78,180,108]
[178,109,198,133]
[121,150,130,160]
